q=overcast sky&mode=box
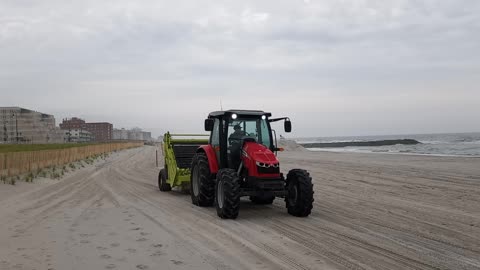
[1,0,479,137]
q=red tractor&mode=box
[190,110,314,219]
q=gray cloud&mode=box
[1,0,479,137]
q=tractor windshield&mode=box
[227,117,271,149]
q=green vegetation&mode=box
[24,172,34,182]
[0,143,98,153]
[8,175,20,185]
[38,169,47,178]
[85,157,93,165]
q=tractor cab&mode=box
[204,110,291,171]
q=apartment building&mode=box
[0,107,60,144]
[60,118,113,142]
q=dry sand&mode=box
[0,145,479,270]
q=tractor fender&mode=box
[196,145,219,174]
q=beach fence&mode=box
[0,142,143,177]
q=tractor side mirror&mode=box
[204,119,214,131]
[284,119,292,133]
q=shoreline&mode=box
[291,132,480,158]
[306,147,480,158]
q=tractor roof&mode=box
[208,110,272,118]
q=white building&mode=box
[113,128,129,140]
[0,107,62,144]
[113,128,152,141]
[64,129,94,143]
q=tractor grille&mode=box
[173,144,201,169]
[257,166,280,174]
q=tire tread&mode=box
[190,153,215,206]
[159,169,171,192]
[216,169,241,219]
[286,169,314,217]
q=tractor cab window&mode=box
[259,120,271,148]
[227,117,271,169]
[227,117,271,149]
[210,119,220,146]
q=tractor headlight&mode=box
[232,113,238,120]
[256,161,266,167]
[256,161,280,174]
[261,115,266,120]
[256,161,279,168]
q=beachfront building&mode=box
[113,128,129,140]
[0,107,64,144]
[64,129,94,143]
[144,131,152,141]
[86,122,113,142]
[60,118,113,142]
[113,127,152,141]
[59,117,85,130]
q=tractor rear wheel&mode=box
[158,168,171,192]
[285,169,314,217]
[215,169,240,219]
[250,194,275,205]
[190,152,214,206]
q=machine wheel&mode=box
[190,152,214,206]
[158,168,171,192]
[250,194,275,205]
[215,169,241,219]
[285,169,314,217]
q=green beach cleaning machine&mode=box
[158,133,209,191]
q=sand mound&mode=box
[278,139,308,152]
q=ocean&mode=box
[295,132,480,157]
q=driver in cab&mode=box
[229,124,246,141]
[228,124,246,168]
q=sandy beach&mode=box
[0,145,479,270]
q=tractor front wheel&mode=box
[285,169,314,217]
[158,168,171,192]
[190,153,214,206]
[215,169,240,219]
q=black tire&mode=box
[285,169,314,217]
[158,168,171,192]
[250,194,275,205]
[215,169,241,219]
[190,152,214,206]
